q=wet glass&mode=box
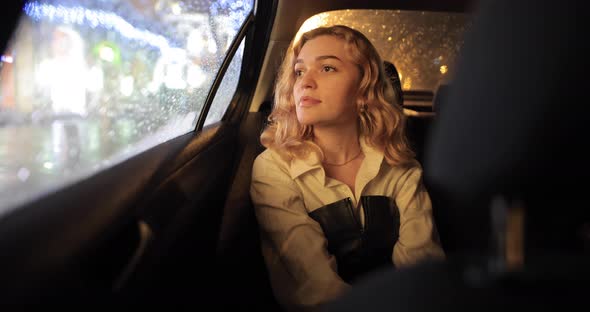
[297,10,471,92]
[0,0,253,215]
[204,38,245,127]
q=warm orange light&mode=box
[294,13,329,44]
[440,65,448,74]
[403,77,412,90]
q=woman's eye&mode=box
[322,65,335,72]
[294,69,303,77]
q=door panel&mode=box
[119,122,239,302]
[0,122,239,304]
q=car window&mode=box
[296,9,471,92]
[0,0,253,216]
[204,38,245,127]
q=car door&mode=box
[0,0,276,305]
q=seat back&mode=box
[215,100,279,309]
[425,0,589,259]
[432,84,449,114]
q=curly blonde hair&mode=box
[261,25,415,167]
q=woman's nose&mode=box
[299,72,316,89]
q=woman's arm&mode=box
[250,152,350,311]
[392,166,445,267]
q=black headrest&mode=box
[426,0,586,200]
[432,84,449,114]
[424,0,588,250]
[383,61,403,106]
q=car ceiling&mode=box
[250,0,476,112]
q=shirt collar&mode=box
[289,148,323,180]
[288,136,385,182]
[355,137,385,198]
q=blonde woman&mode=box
[250,25,444,311]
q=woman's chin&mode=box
[296,115,316,126]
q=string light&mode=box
[24,2,172,52]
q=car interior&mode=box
[0,0,474,306]
[3,0,585,309]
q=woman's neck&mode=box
[313,124,361,165]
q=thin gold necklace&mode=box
[322,149,363,166]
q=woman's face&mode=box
[293,35,361,128]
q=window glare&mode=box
[0,0,253,215]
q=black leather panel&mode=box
[361,196,398,270]
[309,196,399,283]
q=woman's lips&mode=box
[299,96,321,107]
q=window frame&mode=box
[197,13,254,131]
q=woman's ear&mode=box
[356,96,366,113]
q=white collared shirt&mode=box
[250,138,445,311]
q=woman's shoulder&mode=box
[254,148,287,165]
[252,148,291,177]
[381,160,424,181]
